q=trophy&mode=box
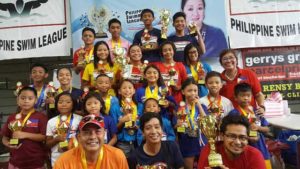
[123,98,138,135]
[188,22,198,37]
[114,46,127,70]
[57,115,70,152]
[77,46,86,67]
[14,81,23,96]
[160,9,171,39]
[247,109,258,137]
[177,101,187,133]
[88,6,111,38]
[8,114,23,145]
[208,102,224,132]
[158,86,168,106]
[168,63,177,86]
[81,87,89,100]
[46,81,57,109]
[199,115,223,167]
[142,29,152,49]
[140,60,149,81]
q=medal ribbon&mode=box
[112,39,121,49]
[81,145,104,169]
[32,85,46,109]
[186,103,196,130]
[20,109,35,127]
[145,86,159,100]
[104,96,111,115]
[207,95,222,115]
[190,63,200,81]
[238,106,254,123]
[85,47,94,63]
[121,100,138,121]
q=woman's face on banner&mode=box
[183,0,205,28]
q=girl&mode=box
[183,43,212,97]
[2,86,48,169]
[136,65,176,120]
[114,79,139,157]
[154,41,188,104]
[46,92,82,166]
[82,41,120,88]
[82,92,117,146]
[176,78,207,169]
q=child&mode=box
[1,86,48,168]
[228,82,271,169]
[133,8,163,62]
[82,41,120,88]
[46,92,82,166]
[154,41,188,104]
[176,78,207,169]
[184,43,211,97]
[94,74,120,116]
[106,18,131,61]
[168,12,205,62]
[82,92,117,146]
[30,63,48,113]
[73,27,96,76]
[114,79,139,157]
[200,71,233,118]
[136,65,177,120]
[137,98,175,145]
[126,44,144,89]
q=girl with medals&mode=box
[154,41,188,104]
[46,92,82,166]
[183,43,212,97]
[136,65,177,121]
[115,79,139,157]
[2,86,48,169]
[175,79,207,169]
[82,41,120,90]
[82,92,117,146]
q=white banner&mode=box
[226,0,300,48]
[0,0,71,60]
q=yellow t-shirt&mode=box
[82,62,120,87]
[53,145,128,169]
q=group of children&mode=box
[1,8,272,169]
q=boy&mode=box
[106,18,131,61]
[73,27,96,76]
[200,71,234,117]
[133,9,163,62]
[168,12,205,62]
[228,83,271,169]
[30,63,49,114]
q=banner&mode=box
[0,0,71,60]
[226,0,300,48]
[242,46,300,102]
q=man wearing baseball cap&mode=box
[54,114,129,169]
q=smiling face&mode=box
[129,45,142,62]
[30,66,48,83]
[118,81,135,99]
[85,97,102,115]
[144,99,160,113]
[142,118,163,144]
[96,44,109,61]
[182,83,198,103]
[57,95,73,115]
[78,124,104,154]
[188,47,199,63]
[144,67,159,85]
[221,52,237,71]
[57,68,72,86]
[183,0,205,28]
[95,76,111,94]
[162,44,174,61]
[141,12,154,27]
[173,16,186,31]
[206,76,222,96]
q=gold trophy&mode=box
[199,115,223,167]
[160,9,171,39]
[188,22,197,37]
[14,81,23,96]
[248,111,258,137]
[197,64,205,85]
[158,86,168,106]
[8,114,23,145]
[77,46,86,67]
[168,63,177,86]
[143,29,152,49]
[46,81,57,109]
[114,46,127,70]
[57,115,70,152]
[140,60,149,81]
[123,98,138,135]
[177,101,187,133]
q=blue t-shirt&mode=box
[102,114,117,144]
[228,109,270,160]
[133,28,163,62]
[127,141,184,169]
[185,61,212,97]
[167,34,198,62]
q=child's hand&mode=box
[177,119,183,127]
[255,107,265,117]
[12,131,28,139]
[250,123,260,131]
[45,97,55,104]
[54,135,66,142]
[161,100,169,108]
[8,143,22,150]
[120,114,131,123]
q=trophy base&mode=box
[159,99,168,106]
[208,153,223,167]
[96,32,108,38]
[58,141,69,152]
[168,80,176,86]
[9,138,19,145]
[177,127,186,133]
[144,44,152,49]
[49,103,55,109]
[249,130,258,137]
[161,34,167,39]
[198,79,205,85]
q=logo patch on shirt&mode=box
[26,119,39,127]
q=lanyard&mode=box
[57,87,72,94]
[238,106,255,123]
[207,95,222,114]
[32,85,46,109]
[145,86,159,100]
[19,109,35,127]
[112,39,121,49]
[81,146,104,169]
[104,96,111,115]
[186,103,196,130]
[85,48,94,63]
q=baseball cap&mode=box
[79,114,105,130]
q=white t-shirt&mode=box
[46,114,82,166]
[200,95,234,117]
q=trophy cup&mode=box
[14,81,23,96]
[188,22,198,37]
[197,64,205,85]
[199,115,223,167]
[143,29,152,49]
[168,63,177,86]
[57,115,70,152]
[248,111,258,137]
[160,9,171,39]
[123,98,138,135]
[77,46,86,67]
[88,6,111,38]
[114,46,127,70]
[177,101,187,133]
[46,81,57,109]
[8,114,23,145]
[158,86,168,106]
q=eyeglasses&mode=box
[224,133,248,141]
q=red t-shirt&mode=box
[128,65,143,89]
[1,111,48,169]
[198,142,266,169]
[154,62,188,104]
[220,68,261,108]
